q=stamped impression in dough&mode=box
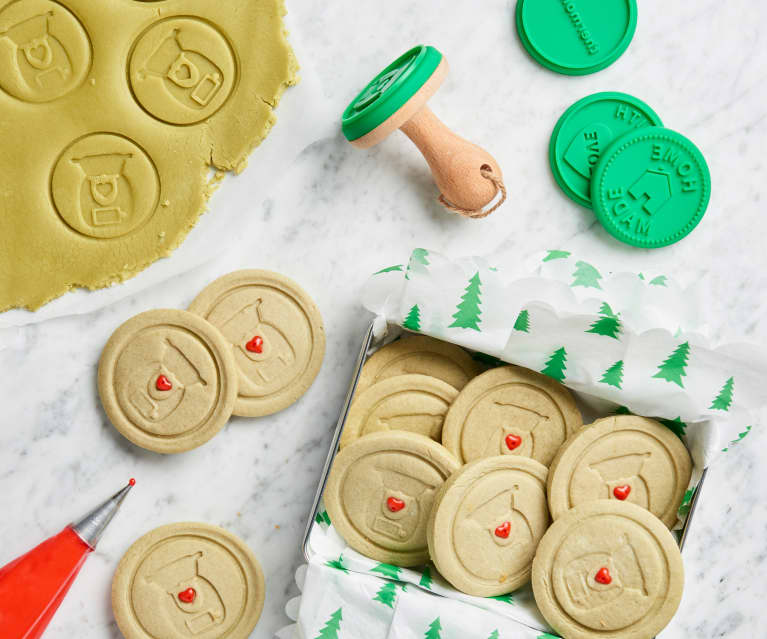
[442,366,582,466]
[532,500,684,639]
[189,270,325,417]
[98,309,238,453]
[547,415,692,527]
[427,456,549,596]
[340,374,458,447]
[324,431,460,566]
[357,335,480,394]
[112,522,265,639]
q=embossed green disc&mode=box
[550,92,663,208]
[591,127,711,248]
[516,0,638,76]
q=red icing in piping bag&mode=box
[0,479,134,639]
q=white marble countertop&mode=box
[1,1,766,637]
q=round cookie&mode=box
[548,415,692,528]
[442,366,582,467]
[325,431,460,566]
[340,374,458,448]
[188,270,325,417]
[427,456,549,596]
[98,309,238,454]
[113,522,265,639]
[357,335,480,394]
[532,500,684,639]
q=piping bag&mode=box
[0,479,135,639]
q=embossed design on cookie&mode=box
[483,401,552,459]
[129,17,237,125]
[590,452,650,508]
[51,133,160,238]
[0,0,91,103]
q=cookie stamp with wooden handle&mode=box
[342,45,506,218]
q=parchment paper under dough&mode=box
[0,0,297,310]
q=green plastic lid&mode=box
[550,92,663,208]
[591,127,711,248]
[516,0,638,75]
[342,45,443,142]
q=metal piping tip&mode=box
[71,478,135,549]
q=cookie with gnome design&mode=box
[427,455,549,596]
[325,431,460,566]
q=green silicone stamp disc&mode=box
[516,0,638,75]
[342,45,443,142]
[591,127,711,248]
[550,92,663,208]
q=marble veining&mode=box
[1,0,766,637]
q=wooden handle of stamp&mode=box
[400,105,502,212]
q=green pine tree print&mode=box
[424,617,443,639]
[487,631,500,639]
[514,309,530,332]
[373,581,398,608]
[652,342,690,388]
[677,486,695,516]
[710,377,734,411]
[541,347,567,382]
[614,405,632,415]
[649,275,668,286]
[374,264,404,275]
[403,304,421,331]
[571,261,602,289]
[315,510,331,526]
[537,634,561,639]
[419,565,433,589]
[325,554,348,574]
[543,249,571,262]
[722,425,752,451]
[448,272,482,331]
[586,303,621,339]
[599,360,624,389]
[405,248,430,279]
[315,608,342,639]
[370,562,401,580]
[488,593,514,605]
[659,416,686,439]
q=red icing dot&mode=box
[613,484,631,500]
[155,374,172,391]
[178,587,196,603]
[246,335,264,353]
[386,497,405,512]
[595,567,612,585]
[505,434,522,451]
[494,521,511,539]
[128,478,136,487]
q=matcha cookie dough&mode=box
[98,309,238,453]
[532,501,684,639]
[357,335,481,393]
[112,522,265,639]
[0,0,297,311]
[442,366,583,466]
[189,270,325,417]
[548,415,693,528]
[427,456,549,596]
[324,431,460,566]
[340,374,458,447]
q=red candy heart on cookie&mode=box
[178,587,196,603]
[494,521,511,539]
[155,374,172,391]
[386,497,405,512]
[505,434,522,451]
[595,567,612,585]
[613,484,631,500]
[246,335,264,353]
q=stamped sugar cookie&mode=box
[98,309,238,453]
[427,456,549,596]
[189,270,325,417]
[357,335,480,394]
[548,415,692,528]
[532,500,684,639]
[325,431,460,566]
[442,366,582,467]
[112,522,265,639]
[340,374,458,447]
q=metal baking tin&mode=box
[302,320,708,560]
